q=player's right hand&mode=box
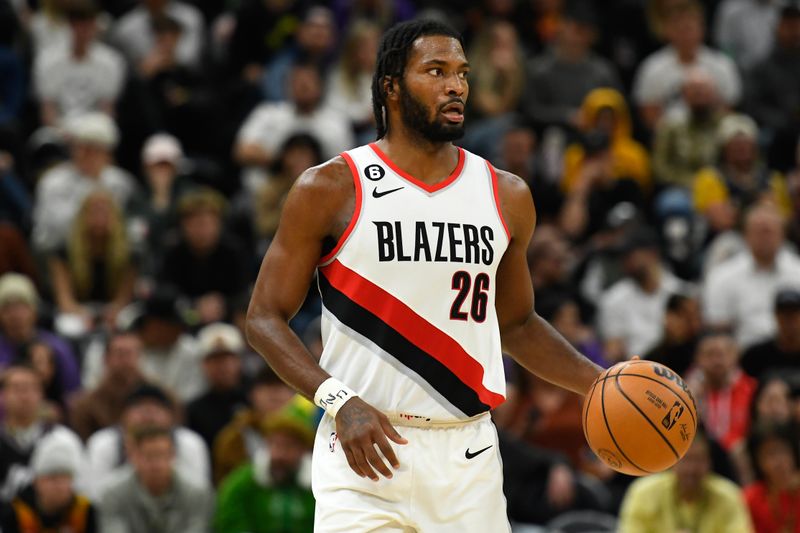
[335,397,408,481]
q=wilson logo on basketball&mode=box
[652,365,697,411]
[661,401,684,431]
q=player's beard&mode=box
[398,81,465,143]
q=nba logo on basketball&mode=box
[661,401,684,431]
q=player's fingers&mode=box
[363,440,393,479]
[342,446,365,478]
[353,445,379,481]
[379,417,408,445]
[374,431,401,469]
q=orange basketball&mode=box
[582,360,698,476]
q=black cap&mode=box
[775,287,800,311]
[619,226,660,255]
[124,384,173,410]
[563,0,598,27]
[780,0,800,17]
[133,287,187,330]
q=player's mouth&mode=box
[440,101,464,124]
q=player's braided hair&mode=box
[371,19,463,140]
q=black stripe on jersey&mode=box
[318,273,490,417]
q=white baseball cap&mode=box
[197,322,244,358]
[64,112,119,148]
[142,133,183,166]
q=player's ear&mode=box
[383,75,398,101]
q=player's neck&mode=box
[376,131,459,186]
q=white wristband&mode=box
[314,377,358,418]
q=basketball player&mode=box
[246,19,603,532]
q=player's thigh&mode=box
[312,415,412,532]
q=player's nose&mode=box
[444,72,466,96]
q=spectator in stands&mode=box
[632,1,740,131]
[0,430,97,533]
[559,129,647,242]
[186,323,247,452]
[689,331,757,451]
[499,428,607,526]
[234,61,354,192]
[33,0,125,127]
[505,370,589,473]
[597,227,684,361]
[460,19,524,161]
[69,330,147,442]
[562,87,651,196]
[619,428,753,532]
[32,112,141,254]
[226,0,305,86]
[744,423,800,533]
[693,114,790,236]
[262,6,337,102]
[48,191,137,333]
[498,126,561,224]
[0,274,80,397]
[325,19,380,144]
[112,0,204,68]
[213,404,315,532]
[703,205,800,349]
[159,188,251,326]
[98,426,214,533]
[520,1,620,131]
[645,293,702,377]
[651,67,725,191]
[527,226,576,313]
[252,133,323,250]
[138,133,191,274]
[86,384,210,495]
[0,365,84,502]
[132,290,205,402]
[137,17,218,156]
[741,287,800,380]
[713,0,780,70]
[537,293,607,368]
[212,367,295,484]
[746,2,800,170]
[752,375,795,429]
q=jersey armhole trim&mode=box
[486,162,511,242]
[318,151,363,266]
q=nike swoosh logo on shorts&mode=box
[465,445,493,459]
[372,186,404,198]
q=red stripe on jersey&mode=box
[319,152,363,265]
[368,142,465,194]
[487,162,511,241]
[319,259,505,408]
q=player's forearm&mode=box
[502,312,602,396]
[244,311,331,401]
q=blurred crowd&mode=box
[0,0,800,531]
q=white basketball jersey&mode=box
[316,143,510,422]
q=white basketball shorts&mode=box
[312,412,511,532]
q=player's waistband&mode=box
[386,411,491,428]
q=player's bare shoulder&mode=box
[281,155,357,242]
[492,167,536,241]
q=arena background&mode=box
[0,0,799,531]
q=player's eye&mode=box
[459,71,469,80]
[429,68,443,77]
